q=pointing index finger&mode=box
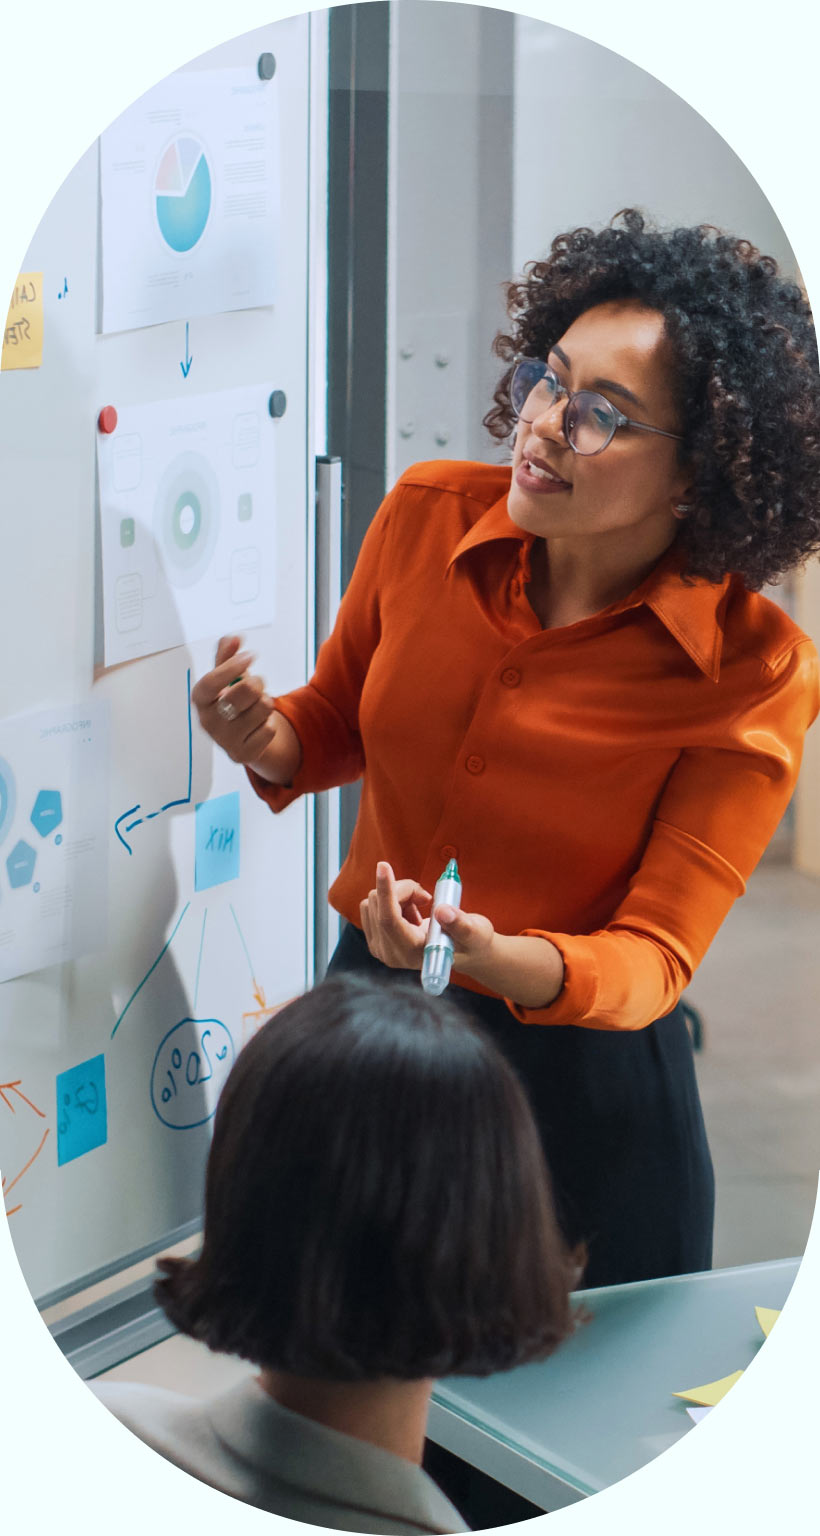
[375,862,399,925]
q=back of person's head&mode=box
[156,973,573,1379]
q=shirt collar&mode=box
[447,492,730,682]
[208,1378,465,1532]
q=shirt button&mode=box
[440,844,458,862]
[501,667,521,688]
[465,755,485,775]
[511,577,522,598]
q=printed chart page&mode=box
[100,66,279,332]
[97,384,276,664]
[0,703,108,983]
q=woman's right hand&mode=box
[192,635,302,784]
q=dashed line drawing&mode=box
[114,668,193,854]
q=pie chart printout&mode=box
[155,136,212,254]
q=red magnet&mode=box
[98,405,118,434]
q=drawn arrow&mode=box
[0,1080,46,1117]
[2,1126,50,1215]
[180,321,193,379]
[114,670,192,855]
[229,904,268,1013]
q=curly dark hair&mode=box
[485,209,820,590]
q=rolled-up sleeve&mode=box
[246,487,396,814]
[507,639,820,1030]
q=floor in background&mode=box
[687,863,820,1268]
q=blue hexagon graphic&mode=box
[31,789,63,838]
[7,839,36,888]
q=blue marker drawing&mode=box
[115,668,193,854]
[180,321,193,379]
[193,908,208,1010]
[57,1054,107,1166]
[150,1017,234,1130]
[111,902,190,1039]
[195,792,240,891]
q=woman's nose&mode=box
[530,395,568,444]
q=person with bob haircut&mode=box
[94,974,575,1533]
[193,209,820,1290]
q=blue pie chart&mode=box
[155,136,212,254]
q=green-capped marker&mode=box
[421,858,462,996]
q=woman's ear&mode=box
[671,478,696,519]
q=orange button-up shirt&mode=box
[249,461,819,1030]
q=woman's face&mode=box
[507,300,691,547]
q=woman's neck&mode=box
[528,526,677,630]
[257,1369,434,1465]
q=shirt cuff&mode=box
[503,930,599,1026]
[243,693,313,814]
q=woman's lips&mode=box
[515,457,572,494]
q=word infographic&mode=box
[0,703,108,983]
[100,67,279,332]
[97,384,276,664]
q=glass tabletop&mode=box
[432,1257,799,1498]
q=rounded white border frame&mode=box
[1,2,819,1532]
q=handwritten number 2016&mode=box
[161,1029,229,1103]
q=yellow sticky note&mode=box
[755,1306,780,1338]
[2,272,44,370]
[672,1369,743,1406]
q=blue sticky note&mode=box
[195,792,241,891]
[57,1054,107,1167]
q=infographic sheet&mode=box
[100,67,279,332]
[0,703,109,983]
[97,384,277,664]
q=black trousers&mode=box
[327,922,714,1289]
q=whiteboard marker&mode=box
[421,858,461,996]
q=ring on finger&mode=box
[216,696,237,723]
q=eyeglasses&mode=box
[509,359,684,456]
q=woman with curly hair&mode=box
[193,210,820,1288]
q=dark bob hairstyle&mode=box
[155,973,573,1379]
[485,208,820,591]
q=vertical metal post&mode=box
[313,455,343,977]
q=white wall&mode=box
[385,6,798,488]
[512,18,797,276]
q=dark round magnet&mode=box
[258,53,276,81]
[268,390,287,419]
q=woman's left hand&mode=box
[360,862,495,972]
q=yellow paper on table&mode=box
[755,1306,780,1338]
[672,1369,743,1406]
[2,272,44,370]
